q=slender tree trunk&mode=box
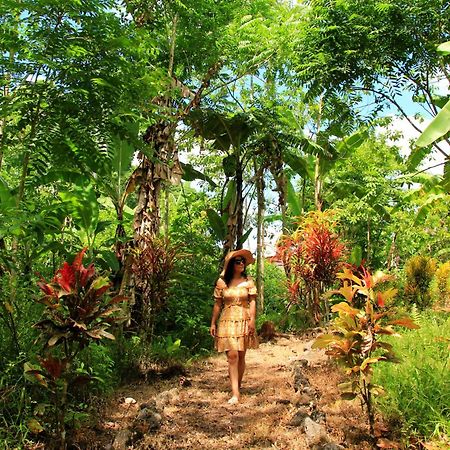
[312,281,321,325]
[133,152,163,242]
[362,379,375,437]
[168,14,178,77]
[235,160,244,249]
[301,178,306,213]
[17,151,30,206]
[223,154,244,253]
[269,145,288,234]
[387,232,397,270]
[255,163,265,314]
[164,184,170,237]
[271,164,289,275]
[313,96,324,212]
[224,189,237,255]
[314,154,323,211]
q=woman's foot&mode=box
[227,396,239,405]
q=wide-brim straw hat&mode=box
[220,249,255,277]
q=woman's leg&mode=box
[226,350,240,402]
[238,350,246,388]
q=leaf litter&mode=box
[72,335,399,449]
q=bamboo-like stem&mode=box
[314,95,324,212]
[255,162,265,314]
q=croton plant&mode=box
[24,248,126,447]
[313,266,419,437]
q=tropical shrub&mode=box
[24,248,126,449]
[277,210,345,324]
[429,261,450,307]
[404,255,437,308]
[313,267,419,437]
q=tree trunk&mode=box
[133,9,179,246]
[235,160,244,249]
[223,155,244,253]
[164,184,170,237]
[314,95,324,212]
[314,154,323,211]
[130,122,181,332]
[133,123,183,243]
[255,163,265,314]
[312,281,321,325]
[301,178,306,214]
[387,232,397,270]
[272,167,289,276]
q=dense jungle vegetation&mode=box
[0,0,449,448]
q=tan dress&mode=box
[213,277,259,352]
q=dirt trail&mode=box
[89,335,375,450]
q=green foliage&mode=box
[111,334,146,380]
[328,132,404,266]
[288,0,449,95]
[149,335,184,363]
[76,343,117,395]
[404,255,437,309]
[373,311,450,439]
[206,208,227,241]
[416,41,450,149]
[0,352,35,449]
[392,194,450,265]
[0,0,449,446]
[313,266,419,435]
[112,334,185,381]
[254,262,290,331]
[416,99,450,148]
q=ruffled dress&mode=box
[213,277,259,352]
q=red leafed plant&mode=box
[277,211,346,324]
[313,266,419,439]
[25,248,126,449]
[130,235,181,339]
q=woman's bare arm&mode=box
[210,300,222,336]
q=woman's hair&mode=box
[222,257,247,286]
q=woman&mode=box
[210,249,259,405]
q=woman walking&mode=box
[210,249,259,404]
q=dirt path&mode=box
[84,335,376,450]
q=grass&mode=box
[373,310,450,440]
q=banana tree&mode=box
[187,108,255,253]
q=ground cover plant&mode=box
[373,310,450,443]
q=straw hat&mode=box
[220,249,255,277]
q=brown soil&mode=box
[73,335,389,450]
